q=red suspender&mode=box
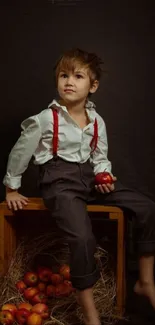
[90,118,98,153]
[52,109,59,157]
[52,109,98,156]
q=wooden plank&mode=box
[0,198,123,214]
[110,211,125,315]
[0,210,16,274]
[0,209,5,274]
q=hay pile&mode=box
[0,232,117,325]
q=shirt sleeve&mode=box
[90,114,112,175]
[3,115,42,189]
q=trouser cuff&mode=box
[71,267,100,290]
[137,241,155,254]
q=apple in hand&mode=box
[16,280,27,293]
[18,302,32,311]
[27,313,42,325]
[31,303,49,320]
[24,287,39,300]
[24,272,38,287]
[0,311,14,325]
[31,293,47,304]
[59,264,70,280]
[2,304,17,317]
[95,172,113,185]
[37,267,52,283]
[15,308,31,324]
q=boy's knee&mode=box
[136,200,155,225]
[144,202,155,223]
[68,230,96,249]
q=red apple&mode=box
[95,172,113,185]
[46,284,56,298]
[50,273,63,285]
[63,280,72,286]
[15,308,31,324]
[16,280,27,293]
[31,303,49,320]
[0,310,14,325]
[2,304,17,317]
[31,293,47,304]
[24,287,39,300]
[24,272,38,287]
[37,282,46,292]
[55,283,72,297]
[37,266,52,283]
[27,313,42,325]
[18,303,32,311]
[64,280,76,292]
[59,264,70,280]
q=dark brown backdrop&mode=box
[1,1,155,201]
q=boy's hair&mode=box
[54,48,104,86]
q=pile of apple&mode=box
[0,265,75,325]
[0,303,47,325]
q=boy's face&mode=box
[57,65,98,105]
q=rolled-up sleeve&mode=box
[3,115,42,189]
[90,115,112,175]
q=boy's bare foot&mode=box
[83,315,101,325]
[134,280,155,309]
[76,290,101,325]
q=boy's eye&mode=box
[59,73,83,79]
[76,74,83,79]
[60,73,68,78]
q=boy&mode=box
[3,48,155,325]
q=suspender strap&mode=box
[90,118,98,153]
[51,108,98,156]
[52,109,59,157]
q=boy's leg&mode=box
[40,159,101,325]
[44,193,101,325]
[77,287,101,325]
[134,255,155,304]
[94,181,155,308]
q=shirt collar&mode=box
[48,99,64,111]
[85,99,96,110]
[48,99,96,112]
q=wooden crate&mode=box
[0,198,126,316]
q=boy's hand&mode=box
[95,176,117,194]
[6,189,29,211]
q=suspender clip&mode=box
[53,154,58,161]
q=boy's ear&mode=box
[89,80,99,94]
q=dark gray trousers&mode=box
[39,158,155,290]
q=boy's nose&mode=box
[65,76,74,85]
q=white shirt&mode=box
[3,99,112,189]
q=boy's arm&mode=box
[3,115,42,190]
[90,115,117,193]
[90,115,112,175]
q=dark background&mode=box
[1,2,155,323]
[0,0,155,201]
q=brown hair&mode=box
[54,48,104,85]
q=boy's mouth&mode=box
[64,89,75,92]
